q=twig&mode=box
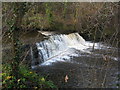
[19,49,30,66]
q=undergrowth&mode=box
[2,64,57,88]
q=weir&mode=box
[36,33,85,62]
[31,33,104,68]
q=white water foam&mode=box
[31,33,117,67]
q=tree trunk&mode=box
[11,2,27,81]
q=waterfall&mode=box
[36,33,86,62]
[31,32,104,68]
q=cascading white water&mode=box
[32,32,113,67]
[36,33,86,62]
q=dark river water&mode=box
[33,49,119,88]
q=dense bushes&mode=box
[2,2,118,41]
[2,64,57,88]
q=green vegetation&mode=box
[2,64,56,88]
[3,2,118,41]
[2,2,57,89]
[45,3,54,28]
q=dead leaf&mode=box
[65,75,69,82]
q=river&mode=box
[29,32,119,88]
[2,31,119,88]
